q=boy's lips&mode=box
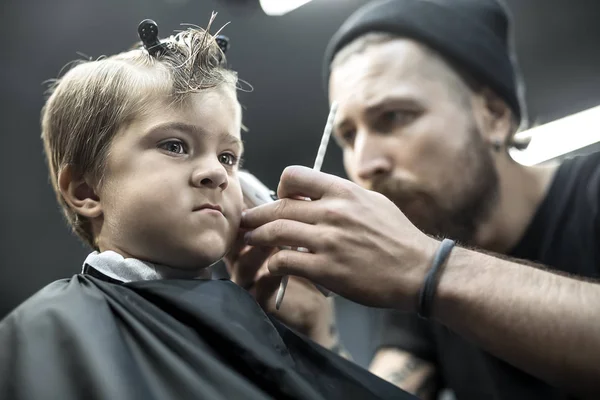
[193,203,224,215]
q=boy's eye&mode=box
[219,152,238,166]
[159,140,187,154]
[339,129,356,147]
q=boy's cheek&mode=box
[230,209,243,230]
[228,192,244,225]
[231,181,244,211]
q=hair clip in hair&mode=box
[215,35,230,54]
[138,19,167,57]
[215,34,230,66]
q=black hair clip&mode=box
[138,19,230,64]
[215,34,229,66]
[138,19,167,57]
[215,34,230,54]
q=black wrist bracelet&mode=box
[417,238,456,319]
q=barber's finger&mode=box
[229,245,274,289]
[245,219,322,251]
[266,249,325,279]
[241,198,320,229]
[252,271,281,307]
[277,165,348,200]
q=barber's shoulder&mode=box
[556,151,600,181]
[559,151,600,207]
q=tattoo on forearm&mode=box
[384,359,437,399]
[386,358,421,385]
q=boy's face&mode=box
[96,86,244,270]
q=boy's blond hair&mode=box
[41,18,238,249]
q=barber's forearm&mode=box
[430,246,600,396]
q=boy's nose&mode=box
[191,166,228,191]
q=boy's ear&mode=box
[472,87,513,145]
[58,165,103,219]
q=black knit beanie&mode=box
[323,0,526,123]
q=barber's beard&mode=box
[372,129,499,245]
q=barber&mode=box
[228,0,600,398]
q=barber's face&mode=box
[329,39,498,243]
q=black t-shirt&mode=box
[377,152,600,399]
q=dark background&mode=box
[1,0,599,366]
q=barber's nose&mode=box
[191,164,229,191]
[354,135,393,181]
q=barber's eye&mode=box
[159,140,187,154]
[219,152,238,166]
[381,110,417,126]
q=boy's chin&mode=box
[169,235,231,269]
[129,231,234,271]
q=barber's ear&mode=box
[58,165,103,219]
[473,87,512,145]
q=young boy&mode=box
[0,19,413,400]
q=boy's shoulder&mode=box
[0,275,135,399]
[1,274,113,332]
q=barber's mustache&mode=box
[369,177,427,203]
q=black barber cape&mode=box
[0,269,412,400]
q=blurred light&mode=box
[259,0,313,15]
[510,105,600,165]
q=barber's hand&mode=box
[241,166,440,311]
[224,231,336,347]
